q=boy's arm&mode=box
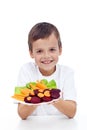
[52,99,77,118]
[18,103,37,120]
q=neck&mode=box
[39,66,56,76]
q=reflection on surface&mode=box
[16,116,77,130]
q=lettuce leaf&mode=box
[14,79,57,94]
[47,79,57,89]
[15,86,26,94]
[26,82,36,89]
[40,79,48,85]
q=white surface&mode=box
[0,107,87,130]
[0,101,87,130]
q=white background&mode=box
[0,0,87,117]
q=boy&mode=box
[17,22,77,119]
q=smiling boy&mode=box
[17,22,77,119]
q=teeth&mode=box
[42,60,52,64]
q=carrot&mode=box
[12,94,25,101]
[14,93,26,97]
[30,83,39,90]
[21,88,31,95]
[44,90,50,97]
[21,88,35,96]
[36,82,47,89]
[37,93,44,98]
[38,89,44,92]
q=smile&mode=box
[41,60,53,64]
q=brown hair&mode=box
[28,22,62,51]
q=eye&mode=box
[36,50,43,54]
[50,48,56,52]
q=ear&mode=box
[29,50,34,58]
[59,47,62,55]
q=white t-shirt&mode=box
[17,62,77,117]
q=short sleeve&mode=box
[17,66,29,86]
[16,62,38,86]
[62,70,77,101]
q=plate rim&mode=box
[13,98,60,106]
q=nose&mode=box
[43,51,50,58]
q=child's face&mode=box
[30,33,62,76]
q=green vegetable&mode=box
[15,86,27,94]
[47,79,57,89]
[26,82,36,89]
[14,79,57,94]
[41,79,48,85]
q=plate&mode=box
[13,98,60,106]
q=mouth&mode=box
[41,60,53,64]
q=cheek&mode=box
[52,53,59,58]
[34,55,41,61]
[53,54,59,61]
[54,56,58,61]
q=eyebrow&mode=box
[35,48,43,51]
